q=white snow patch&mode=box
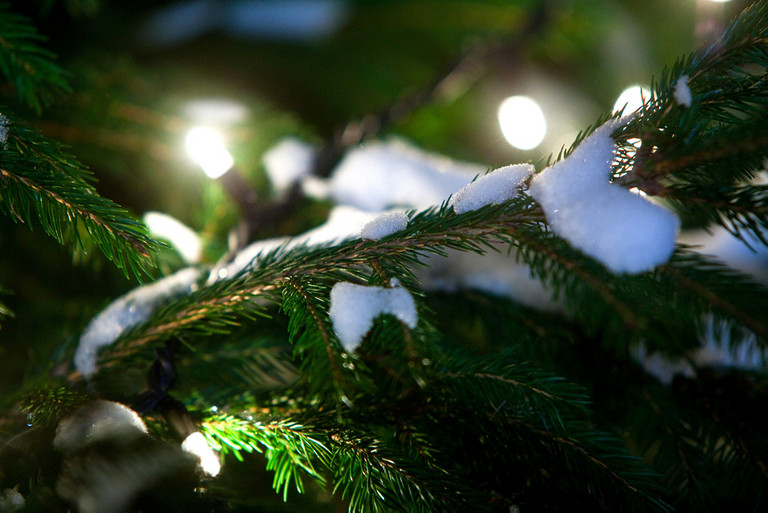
[329,282,417,351]
[449,164,534,214]
[314,139,484,211]
[361,211,409,240]
[182,432,221,477]
[0,488,24,512]
[528,118,679,274]
[74,268,201,378]
[0,115,8,146]
[633,317,765,385]
[210,206,386,281]
[679,226,768,284]
[631,344,695,385]
[263,137,317,193]
[673,75,692,107]
[54,400,148,454]
[415,247,561,312]
[143,211,202,264]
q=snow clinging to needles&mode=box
[329,282,417,351]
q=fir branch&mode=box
[101,200,538,360]
[659,251,768,342]
[0,285,12,326]
[415,365,671,512]
[19,386,89,427]
[635,388,716,510]
[281,277,357,401]
[615,2,768,194]
[202,414,328,499]
[504,418,672,513]
[325,428,471,513]
[0,112,159,278]
[431,352,592,431]
[665,182,768,245]
[0,3,70,113]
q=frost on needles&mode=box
[529,118,680,274]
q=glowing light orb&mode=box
[498,96,547,151]
[186,127,234,179]
[182,431,221,477]
[613,85,650,114]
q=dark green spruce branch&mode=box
[660,251,768,342]
[281,277,359,400]
[0,112,160,278]
[0,3,71,113]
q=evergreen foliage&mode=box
[1,1,768,512]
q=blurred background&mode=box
[0,0,753,392]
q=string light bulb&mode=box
[498,95,547,151]
[185,126,234,179]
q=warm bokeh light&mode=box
[613,85,650,114]
[182,431,221,477]
[185,126,234,179]
[498,95,547,151]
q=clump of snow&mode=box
[415,246,562,312]
[182,432,221,477]
[329,282,418,351]
[143,211,202,264]
[0,488,24,512]
[263,137,317,193]
[449,164,534,214]
[210,206,397,281]
[679,226,768,284]
[54,400,148,454]
[0,114,9,147]
[74,268,201,377]
[673,75,692,107]
[633,316,765,385]
[361,211,409,240]
[310,139,484,211]
[528,118,679,274]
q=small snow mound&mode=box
[317,139,484,211]
[361,211,409,240]
[54,400,148,454]
[449,164,534,214]
[329,282,417,351]
[74,268,201,377]
[0,115,8,146]
[263,137,317,193]
[673,75,692,107]
[529,118,679,274]
[210,206,384,282]
[143,211,202,264]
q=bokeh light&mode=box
[498,95,547,151]
[185,126,234,179]
[613,85,651,114]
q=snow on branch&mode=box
[329,281,417,351]
[307,139,483,211]
[74,268,201,377]
[361,211,409,240]
[673,75,692,107]
[528,118,680,274]
[449,164,534,214]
